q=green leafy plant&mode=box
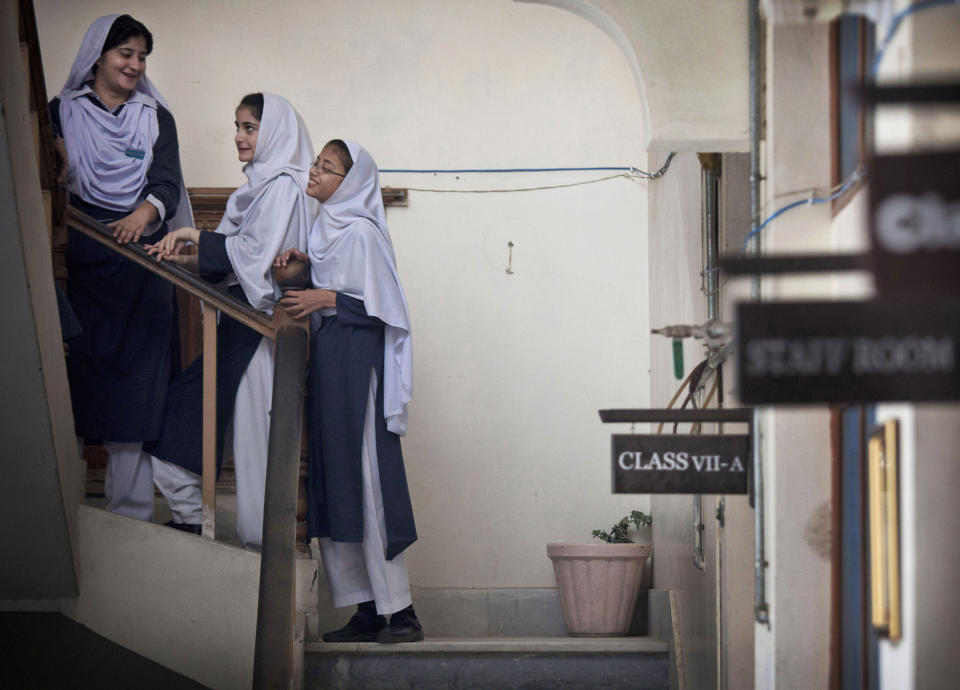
[592,510,653,543]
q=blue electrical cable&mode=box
[871,0,959,77]
[379,166,632,173]
[741,0,957,255]
[379,153,675,179]
[739,170,864,255]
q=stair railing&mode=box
[66,206,275,539]
[68,206,312,687]
[253,260,311,688]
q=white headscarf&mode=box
[58,14,193,232]
[308,141,413,436]
[216,93,317,312]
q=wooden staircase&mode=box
[17,0,66,280]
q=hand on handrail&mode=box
[107,200,159,245]
[146,226,201,262]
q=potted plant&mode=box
[547,510,652,636]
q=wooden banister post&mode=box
[297,425,311,559]
[201,303,217,539]
[253,258,311,690]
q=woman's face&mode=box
[234,106,260,163]
[94,36,148,97]
[307,145,347,203]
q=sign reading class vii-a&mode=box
[612,435,749,494]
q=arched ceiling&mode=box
[518,0,750,152]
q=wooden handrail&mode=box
[67,205,277,543]
[253,261,311,688]
[30,2,309,679]
[66,206,273,338]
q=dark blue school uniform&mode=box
[51,94,182,442]
[306,294,417,560]
[144,232,263,475]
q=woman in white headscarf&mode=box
[145,93,317,548]
[50,14,192,522]
[275,140,421,642]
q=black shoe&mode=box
[322,608,387,643]
[163,520,202,535]
[376,606,424,643]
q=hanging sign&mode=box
[870,149,960,296]
[612,434,749,494]
[736,300,960,403]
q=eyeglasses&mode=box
[312,157,345,177]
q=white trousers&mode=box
[85,439,155,521]
[319,369,412,616]
[151,337,274,549]
[151,457,202,524]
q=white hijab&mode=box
[308,141,413,436]
[58,14,193,232]
[217,93,317,312]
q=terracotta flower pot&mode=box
[547,542,651,636]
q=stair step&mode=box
[307,636,667,655]
[306,636,669,690]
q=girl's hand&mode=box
[145,227,200,261]
[108,201,159,245]
[163,253,199,272]
[274,248,310,269]
[279,288,336,320]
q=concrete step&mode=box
[305,636,670,690]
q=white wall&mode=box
[646,151,718,690]
[523,0,750,151]
[873,4,960,689]
[755,20,836,690]
[36,0,654,589]
[756,4,960,689]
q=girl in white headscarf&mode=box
[145,93,317,548]
[275,140,421,642]
[51,14,192,522]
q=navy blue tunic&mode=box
[65,197,175,442]
[53,93,184,442]
[144,232,263,476]
[306,294,417,560]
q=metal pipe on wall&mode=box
[700,152,722,685]
[748,0,770,626]
[702,156,720,322]
[695,153,721,573]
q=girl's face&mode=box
[234,106,260,163]
[94,36,148,97]
[307,144,347,203]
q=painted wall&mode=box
[757,20,836,690]
[873,3,960,689]
[754,3,960,689]
[646,151,716,690]
[35,0,655,589]
[523,0,751,151]
[645,145,757,689]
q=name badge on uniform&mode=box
[124,147,146,160]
